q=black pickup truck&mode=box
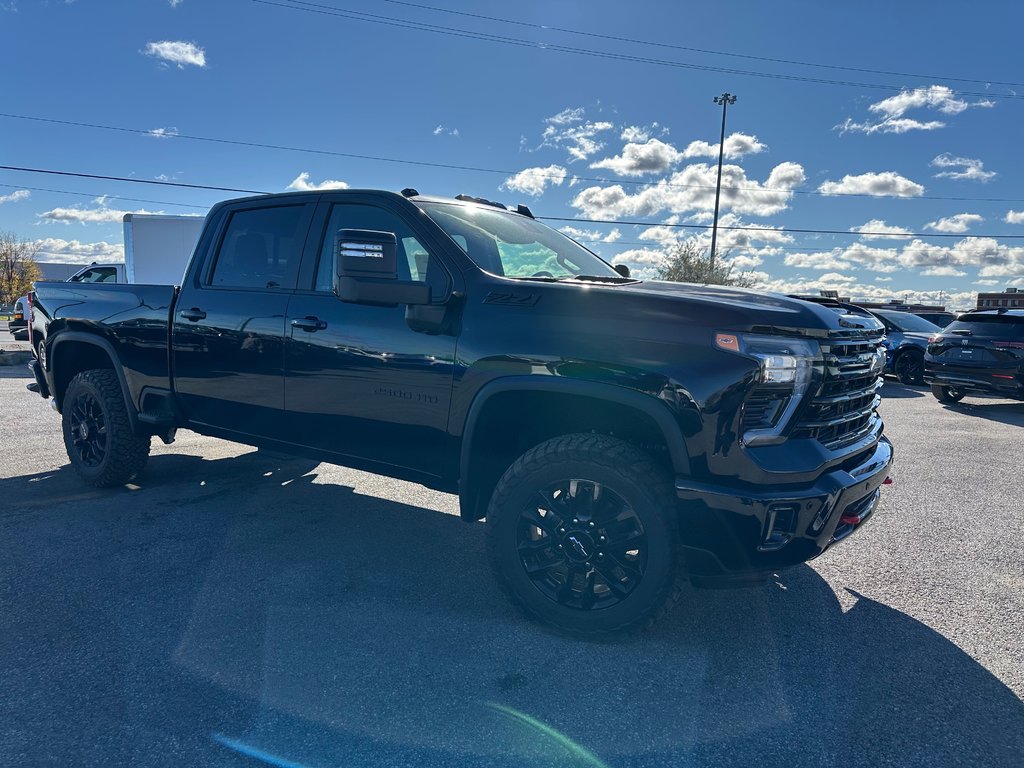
[29,189,893,634]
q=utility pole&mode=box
[710,92,737,271]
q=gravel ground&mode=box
[1,369,1021,768]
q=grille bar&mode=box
[797,332,884,450]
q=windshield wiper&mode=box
[570,274,640,284]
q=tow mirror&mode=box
[334,229,430,306]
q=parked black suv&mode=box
[30,189,894,634]
[925,309,1024,403]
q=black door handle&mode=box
[179,308,206,322]
[291,316,327,332]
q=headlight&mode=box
[715,332,822,446]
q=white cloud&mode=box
[589,139,683,176]
[620,126,650,143]
[875,277,894,282]
[144,40,206,68]
[285,172,348,191]
[147,126,179,139]
[930,153,996,183]
[836,85,994,135]
[558,225,621,243]
[850,219,913,240]
[974,279,1000,286]
[169,0,183,6]
[818,171,924,197]
[921,266,967,277]
[502,165,568,196]
[33,237,124,265]
[925,213,983,233]
[680,132,767,160]
[0,189,30,204]
[1006,210,1024,225]
[784,252,852,271]
[836,117,945,135]
[432,125,459,137]
[572,161,805,219]
[753,273,978,310]
[540,108,614,161]
[38,206,164,224]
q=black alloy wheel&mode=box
[895,350,925,385]
[68,390,108,467]
[517,479,648,611]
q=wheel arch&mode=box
[49,331,141,434]
[457,377,692,521]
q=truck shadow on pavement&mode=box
[2,451,1022,768]
[938,399,1024,426]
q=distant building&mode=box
[858,299,947,313]
[977,288,1023,310]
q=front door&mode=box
[172,200,316,439]
[284,201,458,478]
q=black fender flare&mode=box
[48,330,142,434]
[458,376,693,504]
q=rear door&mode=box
[172,198,317,439]
[283,198,459,477]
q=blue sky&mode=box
[2,0,1023,308]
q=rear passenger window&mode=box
[209,206,307,290]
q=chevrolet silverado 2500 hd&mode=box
[29,189,893,634]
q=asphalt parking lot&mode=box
[1,367,1022,768]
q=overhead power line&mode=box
[252,0,1023,101]
[376,0,1024,89]
[537,215,1024,241]
[4,112,1024,204]
[4,164,1024,241]
[0,183,209,209]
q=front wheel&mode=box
[62,369,151,487]
[895,350,925,385]
[931,384,966,404]
[486,434,684,636]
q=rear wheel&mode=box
[486,434,683,636]
[931,384,966,404]
[894,350,925,385]
[62,369,150,487]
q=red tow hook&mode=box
[882,476,893,485]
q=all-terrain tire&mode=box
[62,369,150,487]
[931,384,966,404]
[486,433,684,636]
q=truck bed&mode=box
[32,282,178,411]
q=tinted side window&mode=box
[72,267,117,283]
[314,204,450,301]
[209,206,307,290]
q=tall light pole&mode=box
[710,92,737,271]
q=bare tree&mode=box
[656,241,754,287]
[0,231,41,306]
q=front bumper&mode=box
[675,436,893,578]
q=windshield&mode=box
[416,201,622,280]
[874,310,940,333]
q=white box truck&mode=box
[122,213,206,285]
[62,214,206,285]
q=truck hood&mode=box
[604,280,882,337]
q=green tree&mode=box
[0,230,41,305]
[656,241,754,287]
